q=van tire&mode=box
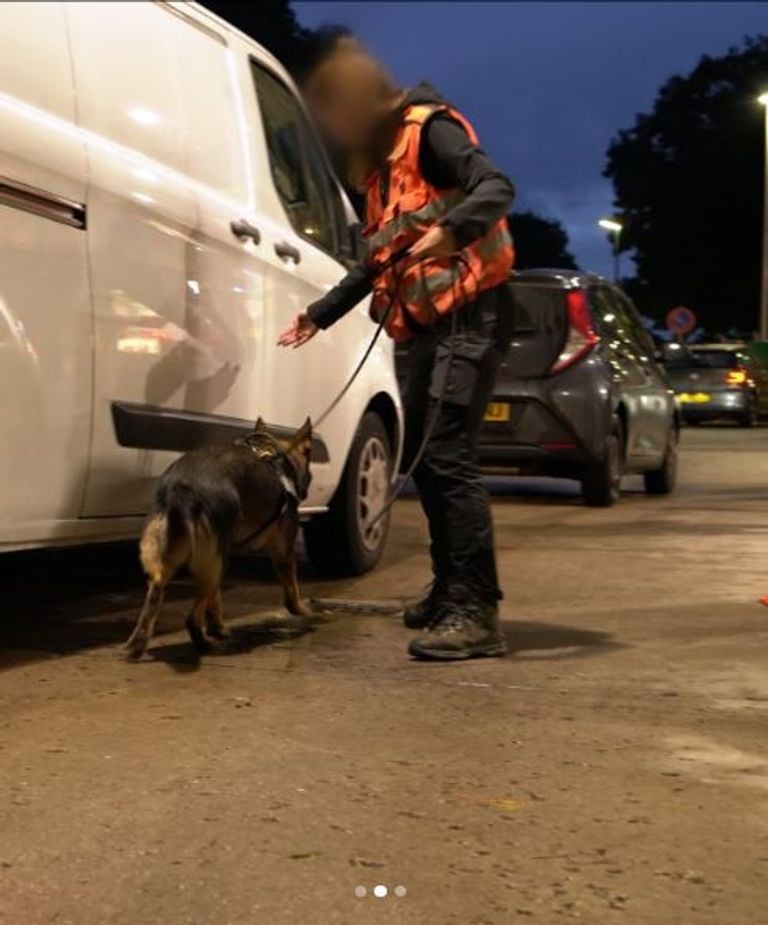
[304,412,392,576]
[581,416,623,507]
[644,424,678,495]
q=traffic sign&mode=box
[666,306,697,335]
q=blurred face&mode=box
[306,49,398,150]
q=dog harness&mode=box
[363,103,515,342]
[234,432,300,545]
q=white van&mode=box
[0,1,402,574]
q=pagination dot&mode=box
[354,885,367,898]
[373,884,388,898]
[394,885,407,897]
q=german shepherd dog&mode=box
[125,418,313,660]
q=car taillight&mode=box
[725,367,748,386]
[550,289,600,374]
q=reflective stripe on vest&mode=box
[364,102,515,342]
[366,189,464,253]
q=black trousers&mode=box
[402,284,513,605]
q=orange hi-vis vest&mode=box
[363,103,515,342]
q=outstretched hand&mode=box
[278,312,318,349]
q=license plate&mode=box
[678,392,711,404]
[484,402,511,422]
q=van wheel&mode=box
[581,416,623,507]
[304,412,392,576]
[644,424,678,495]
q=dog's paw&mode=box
[185,617,216,652]
[189,634,215,653]
[124,639,148,661]
[207,626,232,642]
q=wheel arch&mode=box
[365,391,402,466]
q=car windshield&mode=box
[666,349,741,370]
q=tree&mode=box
[605,35,768,331]
[508,211,578,270]
[204,0,311,78]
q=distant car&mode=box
[396,269,679,506]
[664,343,768,427]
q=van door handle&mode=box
[230,219,261,244]
[274,241,301,264]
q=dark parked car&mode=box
[663,343,768,427]
[396,269,679,506]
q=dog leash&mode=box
[234,433,301,547]
[309,249,471,533]
[312,246,412,430]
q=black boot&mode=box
[408,596,506,660]
[402,582,447,629]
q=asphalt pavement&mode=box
[2,425,768,924]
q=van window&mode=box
[250,62,346,255]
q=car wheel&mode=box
[644,424,678,495]
[303,411,392,576]
[581,416,623,507]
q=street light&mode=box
[598,218,623,282]
[758,92,768,340]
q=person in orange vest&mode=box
[279,32,516,660]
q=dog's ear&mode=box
[254,416,265,431]
[291,417,313,457]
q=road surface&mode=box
[2,426,768,924]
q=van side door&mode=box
[0,1,92,540]
[66,2,199,516]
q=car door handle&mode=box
[274,241,301,264]
[230,219,261,244]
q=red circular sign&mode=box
[666,306,697,335]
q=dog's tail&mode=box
[165,482,201,546]
[140,483,203,586]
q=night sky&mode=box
[294,1,767,277]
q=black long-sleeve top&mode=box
[307,85,516,330]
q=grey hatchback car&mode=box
[396,270,679,506]
[663,343,768,426]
